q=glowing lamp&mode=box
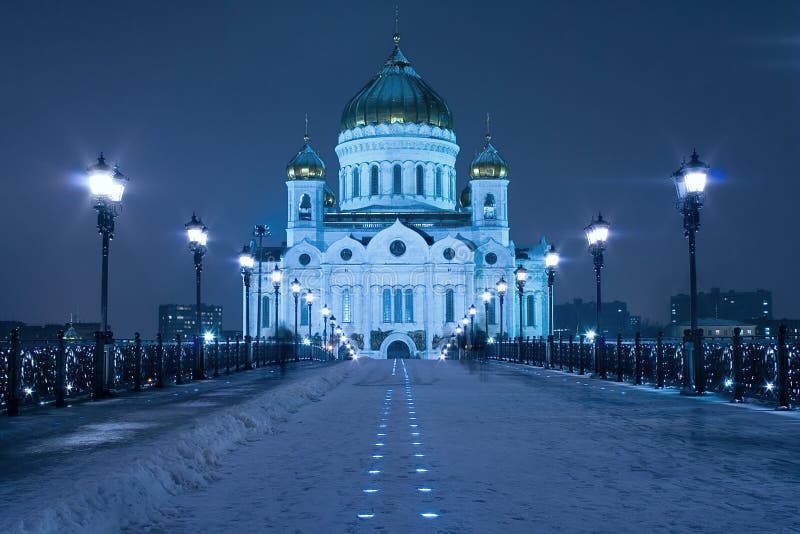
[673,149,709,200]
[585,214,610,246]
[271,265,282,286]
[461,316,469,326]
[321,304,330,317]
[203,331,215,343]
[586,330,596,341]
[455,326,463,335]
[469,304,477,317]
[290,278,302,294]
[88,154,127,203]
[239,245,254,270]
[185,214,208,247]
[545,246,560,269]
[305,292,315,304]
[514,264,528,284]
[496,277,508,295]
[482,290,491,303]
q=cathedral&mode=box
[246,32,549,359]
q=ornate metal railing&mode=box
[1,331,333,413]
[476,327,799,407]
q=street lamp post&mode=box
[321,304,330,348]
[239,245,254,370]
[585,213,610,379]
[496,277,507,358]
[334,326,343,359]
[545,245,560,368]
[455,326,463,360]
[86,154,127,397]
[305,292,314,340]
[672,150,709,395]
[481,290,491,338]
[329,315,336,356]
[514,265,528,363]
[291,278,302,361]
[185,213,208,381]
[271,265,282,340]
[468,304,477,346]
[253,225,270,355]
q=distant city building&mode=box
[0,321,100,341]
[554,299,633,337]
[667,318,756,339]
[158,304,223,341]
[756,319,800,337]
[670,288,771,325]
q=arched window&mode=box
[342,288,352,323]
[445,289,454,323]
[488,298,496,325]
[394,288,403,323]
[449,172,455,200]
[382,289,391,323]
[301,298,309,326]
[416,165,424,195]
[526,295,535,326]
[393,164,402,194]
[484,194,496,219]
[352,167,360,198]
[371,165,379,196]
[435,168,442,197]
[261,296,270,328]
[404,289,414,322]
[299,194,311,221]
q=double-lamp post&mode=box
[672,150,709,395]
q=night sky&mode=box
[1,0,797,338]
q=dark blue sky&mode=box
[1,0,798,337]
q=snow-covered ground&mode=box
[2,359,799,533]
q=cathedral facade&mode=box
[246,34,549,359]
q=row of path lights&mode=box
[185,213,208,380]
[86,154,128,398]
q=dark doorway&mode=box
[386,340,411,359]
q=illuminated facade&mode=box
[246,33,549,358]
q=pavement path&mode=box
[146,359,800,533]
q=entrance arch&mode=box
[378,332,418,359]
[386,340,411,359]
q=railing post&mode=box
[731,327,743,402]
[656,332,664,389]
[54,330,66,408]
[133,333,142,392]
[225,338,231,375]
[634,332,642,385]
[92,330,105,399]
[213,339,220,378]
[558,332,563,371]
[616,333,623,382]
[175,333,183,385]
[156,334,165,388]
[579,334,585,375]
[777,324,790,410]
[568,336,574,373]
[6,328,20,416]
[235,334,240,372]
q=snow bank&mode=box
[10,362,351,534]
